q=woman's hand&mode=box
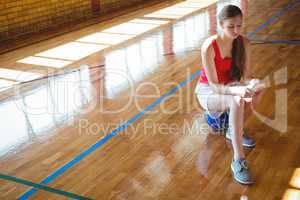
[239,86,255,98]
[245,78,266,93]
[241,78,267,102]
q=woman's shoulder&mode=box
[203,35,218,46]
[201,35,217,55]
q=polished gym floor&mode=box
[0,0,300,199]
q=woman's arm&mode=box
[201,38,250,96]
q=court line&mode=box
[251,39,300,44]
[0,173,92,200]
[247,0,300,39]
[16,0,300,199]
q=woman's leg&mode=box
[228,96,245,160]
[198,93,253,184]
[206,94,246,160]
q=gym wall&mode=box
[0,0,160,43]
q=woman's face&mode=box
[220,15,243,39]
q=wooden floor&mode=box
[0,0,300,199]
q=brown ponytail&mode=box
[218,5,245,81]
[230,36,245,81]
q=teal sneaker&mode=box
[231,158,254,185]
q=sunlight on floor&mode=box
[17,56,72,68]
[144,0,217,19]
[130,19,169,25]
[0,79,16,91]
[101,22,161,35]
[76,19,168,45]
[35,42,108,61]
[290,168,300,189]
[0,68,41,82]
[77,32,135,45]
[282,189,300,200]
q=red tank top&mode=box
[199,37,238,84]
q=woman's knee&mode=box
[228,95,245,107]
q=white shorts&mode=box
[195,83,214,110]
[195,81,240,118]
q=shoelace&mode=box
[240,160,249,170]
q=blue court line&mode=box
[17,0,300,199]
[251,39,300,44]
[0,173,92,200]
[247,0,300,39]
[17,70,201,200]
